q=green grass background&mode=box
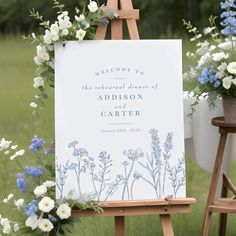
[0,36,236,235]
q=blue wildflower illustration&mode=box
[16,173,27,193]
[29,135,45,152]
[121,148,144,200]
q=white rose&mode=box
[76,29,86,41]
[33,76,44,88]
[227,62,236,74]
[38,197,55,213]
[0,138,12,151]
[56,203,71,219]
[223,76,233,89]
[38,219,54,232]
[15,198,24,208]
[43,181,56,188]
[25,215,39,230]
[212,52,229,61]
[30,102,38,109]
[34,185,47,197]
[88,1,98,12]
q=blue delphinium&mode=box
[220,0,236,36]
[16,173,26,193]
[198,67,221,88]
[24,199,38,217]
[29,135,45,152]
[24,166,43,177]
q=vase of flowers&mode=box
[184,0,236,123]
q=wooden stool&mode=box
[202,117,236,236]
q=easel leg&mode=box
[115,216,125,236]
[218,175,228,236]
[160,215,174,236]
[201,133,228,236]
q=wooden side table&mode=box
[202,117,236,236]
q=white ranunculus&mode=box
[30,102,38,109]
[227,62,236,74]
[56,203,71,219]
[34,185,47,197]
[38,219,54,232]
[223,76,233,89]
[212,52,229,61]
[38,197,55,213]
[25,215,39,230]
[0,138,12,151]
[36,45,50,62]
[218,41,232,50]
[43,181,56,188]
[88,1,98,12]
[43,30,53,45]
[76,29,86,40]
[33,76,44,88]
[14,198,24,208]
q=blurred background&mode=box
[0,0,236,235]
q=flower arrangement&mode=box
[183,0,236,114]
[0,136,102,235]
[24,0,117,114]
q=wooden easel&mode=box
[72,1,196,235]
[202,117,236,236]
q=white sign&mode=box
[55,40,186,201]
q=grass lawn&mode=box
[0,36,236,235]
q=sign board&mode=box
[55,40,185,201]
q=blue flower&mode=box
[29,135,45,152]
[214,80,221,88]
[24,199,38,217]
[221,0,236,9]
[198,67,219,85]
[24,166,43,177]
[16,173,26,193]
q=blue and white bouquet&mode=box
[184,0,236,113]
[0,136,102,235]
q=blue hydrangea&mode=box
[220,0,236,36]
[24,199,38,217]
[24,166,43,177]
[16,173,26,193]
[198,67,221,87]
[29,135,45,152]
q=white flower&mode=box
[34,185,47,197]
[43,181,56,188]
[56,203,71,219]
[32,33,36,39]
[216,62,227,79]
[30,102,38,109]
[3,223,11,234]
[227,62,236,74]
[58,16,72,30]
[14,198,24,209]
[15,149,25,156]
[203,27,215,35]
[218,41,232,50]
[212,52,229,61]
[197,52,211,68]
[50,23,59,34]
[25,215,39,230]
[4,150,10,155]
[0,138,12,151]
[76,29,86,40]
[38,219,54,232]
[75,14,85,22]
[34,56,42,65]
[33,76,44,88]
[38,197,55,213]
[209,45,216,51]
[11,145,17,150]
[196,41,209,56]
[13,223,19,232]
[9,155,16,160]
[223,76,233,89]
[7,194,14,201]
[36,45,50,62]
[88,1,98,12]
[212,32,219,37]
[3,198,8,203]
[232,78,236,85]
[61,29,69,36]
[43,30,53,45]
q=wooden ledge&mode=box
[106,9,139,19]
[72,198,196,217]
[209,198,236,213]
